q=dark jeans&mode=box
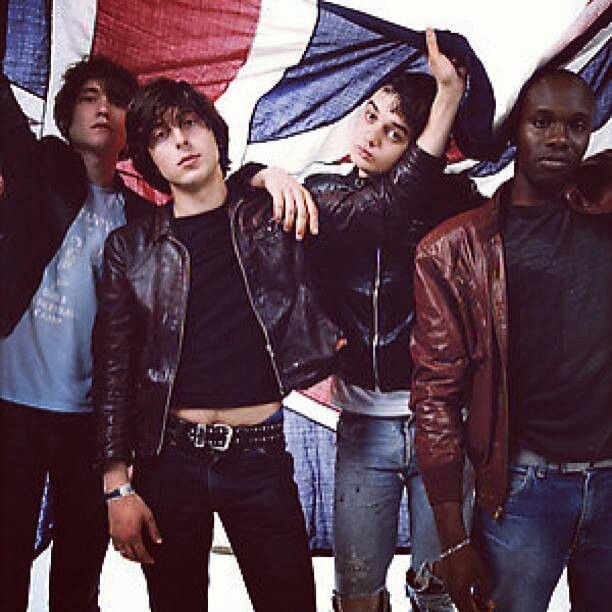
[134,436,316,612]
[0,399,109,612]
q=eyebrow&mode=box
[366,99,409,135]
[79,85,102,96]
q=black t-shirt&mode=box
[503,199,612,461]
[170,205,280,408]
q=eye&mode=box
[571,119,588,133]
[364,109,377,123]
[150,127,169,145]
[386,128,405,143]
[533,117,550,129]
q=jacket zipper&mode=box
[155,235,191,455]
[372,246,382,391]
[229,203,286,396]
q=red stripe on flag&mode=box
[92,0,261,100]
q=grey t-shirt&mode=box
[0,183,126,413]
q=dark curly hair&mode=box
[54,56,138,140]
[377,72,437,140]
[126,78,230,194]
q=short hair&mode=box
[504,68,595,143]
[126,78,230,194]
[54,56,138,140]
[377,72,437,139]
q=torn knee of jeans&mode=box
[344,556,371,580]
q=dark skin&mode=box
[432,70,595,612]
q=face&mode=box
[68,79,127,160]
[148,110,222,192]
[513,75,594,202]
[349,88,412,177]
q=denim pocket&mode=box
[506,465,532,498]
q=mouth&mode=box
[537,156,573,170]
[91,123,112,132]
[355,145,374,163]
[178,154,200,167]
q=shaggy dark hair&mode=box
[377,72,437,139]
[54,56,138,140]
[126,78,230,194]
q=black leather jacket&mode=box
[0,74,152,337]
[306,150,483,392]
[93,188,344,465]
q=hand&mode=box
[433,544,494,612]
[425,28,466,101]
[107,493,162,565]
[251,167,319,240]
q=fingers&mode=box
[271,188,284,223]
[305,189,319,236]
[283,191,297,234]
[145,511,163,545]
[114,539,155,565]
[425,27,439,59]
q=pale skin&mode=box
[261,28,467,234]
[105,28,466,563]
[103,109,307,563]
[68,79,128,187]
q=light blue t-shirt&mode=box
[0,183,127,413]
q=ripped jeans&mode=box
[334,412,471,610]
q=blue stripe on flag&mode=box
[4,0,49,98]
[248,1,500,160]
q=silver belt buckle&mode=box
[189,423,208,449]
[210,424,233,451]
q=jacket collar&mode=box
[485,154,612,238]
[153,202,174,241]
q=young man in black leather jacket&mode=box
[301,30,481,612]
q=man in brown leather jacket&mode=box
[411,68,612,612]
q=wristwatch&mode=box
[104,482,135,502]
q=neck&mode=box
[510,174,564,207]
[78,148,119,188]
[172,172,228,217]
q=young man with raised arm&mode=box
[300,30,480,612]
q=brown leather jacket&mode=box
[93,189,344,466]
[411,150,612,518]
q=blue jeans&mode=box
[474,464,612,612]
[134,426,316,612]
[334,412,471,610]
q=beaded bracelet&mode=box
[439,537,471,560]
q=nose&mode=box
[365,124,382,148]
[547,121,569,147]
[172,126,189,148]
[96,96,110,117]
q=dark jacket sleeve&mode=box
[92,229,139,467]
[411,242,470,506]
[306,144,447,244]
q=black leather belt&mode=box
[514,448,612,473]
[165,413,285,453]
